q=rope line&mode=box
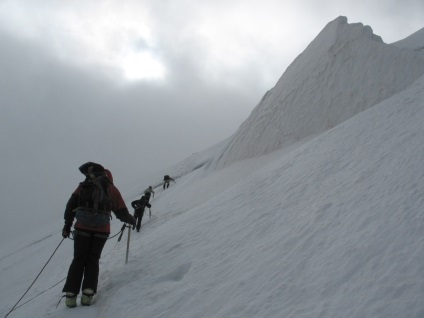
[4,238,65,318]
[3,226,126,316]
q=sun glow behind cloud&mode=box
[57,10,167,82]
[120,50,166,81]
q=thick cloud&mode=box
[0,30,258,241]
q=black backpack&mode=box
[131,196,147,210]
[131,200,141,209]
[77,162,112,212]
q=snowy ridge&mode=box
[391,26,424,50]
[210,16,424,169]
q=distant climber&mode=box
[131,196,151,232]
[163,175,175,189]
[143,186,155,202]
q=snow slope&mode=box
[1,17,424,318]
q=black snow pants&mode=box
[62,230,108,294]
[133,208,145,231]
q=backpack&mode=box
[132,196,147,210]
[164,175,170,181]
[144,190,151,199]
[131,200,142,209]
[75,162,113,227]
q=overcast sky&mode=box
[0,0,423,238]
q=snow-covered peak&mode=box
[303,16,383,56]
[206,16,424,170]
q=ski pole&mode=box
[125,225,131,264]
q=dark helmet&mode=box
[79,162,104,175]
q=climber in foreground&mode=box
[61,162,136,308]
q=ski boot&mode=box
[65,292,77,308]
[81,288,95,306]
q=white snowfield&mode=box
[2,16,424,318]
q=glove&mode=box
[115,208,136,225]
[125,214,136,226]
[62,223,71,238]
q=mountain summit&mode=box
[210,16,424,169]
